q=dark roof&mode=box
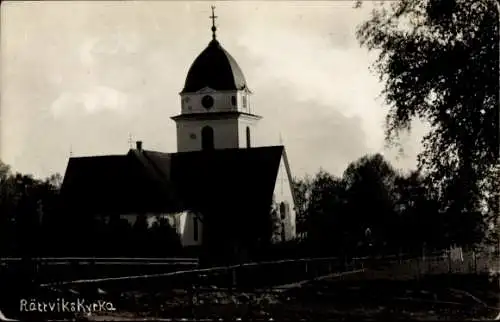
[60,154,178,215]
[61,146,285,216]
[181,40,248,94]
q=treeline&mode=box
[0,162,182,257]
[0,153,496,259]
[270,153,495,259]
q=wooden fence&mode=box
[39,256,367,294]
[362,250,500,281]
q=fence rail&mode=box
[0,257,198,262]
[364,250,499,281]
[39,256,367,294]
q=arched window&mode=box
[246,126,251,148]
[201,126,214,150]
[279,201,286,220]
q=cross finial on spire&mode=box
[210,5,218,40]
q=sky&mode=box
[1,1,428,180]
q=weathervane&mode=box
[210,5,218,40]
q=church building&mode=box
[60,8,297,258]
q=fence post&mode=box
[447,249,452,273]
[233,266,237,288]
[415,257,420,280]
[228,267,233,295]
[228,266,238,294]
[473,250,477,273]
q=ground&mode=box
[85,269,499,321]
[3,257,499,321]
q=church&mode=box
[60,8,297,259]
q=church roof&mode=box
[181,40,248,94]
[60,146,285,216]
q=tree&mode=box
[343,154,398,254]
[0,162,15,255]
[305,170,347,255]
[394,170,445,253]
[356,0,499,247]
[292,175,313,236]
[132,214,149,255]
[268,198,283,244]
[150,216,182,256]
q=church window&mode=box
[231,96,237,106]
[279,202,286,220]
[201,126,214,150]
[246,126,251,148]
[193,215,199,241]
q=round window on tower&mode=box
[201,95,214,109]
[231,96,237,106]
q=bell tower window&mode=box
[242,95,247,108]
[201,126,214,150]
[246,126,251,148]
[231,96,237,107]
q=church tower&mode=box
[171,7,262,152]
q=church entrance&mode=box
[201,126,214,150]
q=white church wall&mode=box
[237,117,258,148]
[174,211,203,247]
[176,118,240,152]
[272,154,297,241]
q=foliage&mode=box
[292,175,313,235]
[269,198,283,244]
[355,0,499,246]
[292,153,457,257]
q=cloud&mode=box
[253,84,370,177]
[238,24,387,157]
[51,86,131,117]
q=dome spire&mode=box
[209,5,218,40]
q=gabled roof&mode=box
[61,146,285,216]
[60,154,178,215]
